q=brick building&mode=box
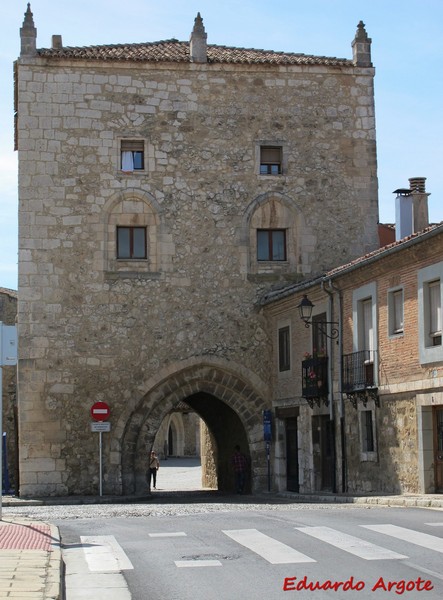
[263,182,443,495]
[15,5,378,496]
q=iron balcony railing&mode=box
[302,356,329,399]
[342,350,377,393]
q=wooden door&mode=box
[286,418,299,492]
[434,407,443,492]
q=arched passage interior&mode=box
[119,363,267,495]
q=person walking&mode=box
[231,445,248,494]
[148,450,160,490]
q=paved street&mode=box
[2,459,443,599]
[51,502,443,599]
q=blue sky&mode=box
[1,0,442,290]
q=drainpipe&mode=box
[322,279,345,494]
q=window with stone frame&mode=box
[418,263,443,364]
[361,409,375,452]
[121,140,145,171]
[260,146,282,175]
[278,326,290,372]
[257,229,287,261]
[116,226,147,259]
[388,288,404,336]
[427,280,442,346]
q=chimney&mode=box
[393,177,430,240]
[190,13,207,63]
[352,21,372,67]
[394,188,413,241]
[52,35,63,49]
[409,177,430,233]
[20,3,37,57]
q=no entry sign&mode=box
[90,401,110,422]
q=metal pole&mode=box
[99,430,103,497]
[266,441,271,492]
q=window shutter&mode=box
[261,147,281,164]
[121,140,144,152]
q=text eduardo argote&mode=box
[283,575,434,594]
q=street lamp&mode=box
[297,294,339,340]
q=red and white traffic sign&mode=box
[90,401,110,421]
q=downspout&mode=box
[322,278,345,494]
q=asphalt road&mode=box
[35,502,443,599]
[3,460,443,599]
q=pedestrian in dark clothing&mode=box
[231,445,248,494]
[148,450,160,490]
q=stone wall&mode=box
[16,32,379,495]
[0,288,18,493]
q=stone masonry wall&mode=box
[17,55,378,495]
[0,289,18,493]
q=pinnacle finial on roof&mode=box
[352,19,372,67]
[355,20,368,41]
[20,3,37,57]
[190,12,207,63]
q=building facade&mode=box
[0,288,18,494]
[263,194,443,496]
[15,5,378,496]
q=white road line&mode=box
[223,528,316,564]
[80,535,134,571]
[361,525,443,553]
[64,543,132,600]
[175,560,222,567]
[295,526,407,560]
[149,532,187,537]
[425,523,443,527]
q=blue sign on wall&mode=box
[263,409,272,442]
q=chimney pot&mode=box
[52,35,62,49]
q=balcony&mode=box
[302,356,329,408]
[342,350,379,407]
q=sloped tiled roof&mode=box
[261,222,443,306]
[37,40,351,66]
[0,287,18,299]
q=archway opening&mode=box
[182,392,250,493]
[121,361,266,496]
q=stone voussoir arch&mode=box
[120,359,269,493]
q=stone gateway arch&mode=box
[120,360,269,495]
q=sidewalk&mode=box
[0,518,62,599]
[1,457,443,600]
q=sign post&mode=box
[1,323,17,520]
[263,409,272,492]
[90,402,110,497]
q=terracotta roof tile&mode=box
[0,287,17,298]
[37,40,351,66]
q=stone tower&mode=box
[15,5,379,496]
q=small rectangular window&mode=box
[117,226,147,259]
[312,313,327,357]
[278,326,290,372]
[260,146,282,175]
[121,140,144,171]
[361,410,375,453]
[428,280,442,346]
[257,229,286,261]
[388,289,404,336]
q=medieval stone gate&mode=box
[119,360,268,495]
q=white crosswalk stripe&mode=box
[222,528,316,564]
[148,524,443,568]
[81,535,134,571]
[361,525,443,553]
[295,526,407,560]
